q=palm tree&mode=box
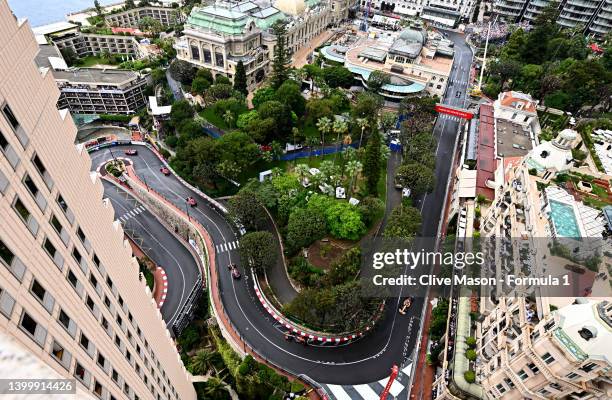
[316,116,332,156]
[346,160,362,197]
[341,146,356,178]
[270,140,283,160]
[319,160,335,184]
[190,350,216,375]
[223,110,234,129]
[294,163,310,185]
[332,119,348,163]
[356,118,369,148]
[306,136,319,161]
[203,377,229,400]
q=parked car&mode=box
[125,149,138,155]
[160,167,170,175]
[186,196,197,207]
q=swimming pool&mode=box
[549,200,581,238]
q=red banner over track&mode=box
[379,365,399,400]
[435,104,474,120]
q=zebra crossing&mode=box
[215,240,240,254]
[118,205,146,223]
[439,114,463,122]
[320,363,412,400]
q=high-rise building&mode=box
[478,298,612,399]
[0,2,196,400]
[493,0,612,37]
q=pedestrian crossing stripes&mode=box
[440,114,463,122]
[118,205,145,223]
[321,363,412,400]
[215,240,239,253]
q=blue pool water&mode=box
[549,200,581,238]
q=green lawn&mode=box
[200,107,229,129]
[78,56,119,67]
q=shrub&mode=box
[177,326,199,352]
[466,336,477,348]
[464,370,476,383]
[290,381,305,393]
[466,349,477,361]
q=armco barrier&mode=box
[252,270,384,344]
[92,141,383,345]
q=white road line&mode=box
[326,385,352,400]
[223,243,228,252]
[354,384,379,400]
[216,244,221,253]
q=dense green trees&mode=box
[384,204,422,240]
[271,21,290,89]
[228,190,268,231]
[239,231,277,272]
[275,81,306,116]
[169,59,197,85]
[233,60,248,95]
[364,130,382,195]
[481,2,611,113]
[285,208,326,254]
[322,65,354,88]
[395,163,435,195]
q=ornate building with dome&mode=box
[174,0,350,91]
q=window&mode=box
[541,352,555,364]
[93,254,100,268]
[2,104,20,130]
[0,130,8,150]
[565,372,580,379]
[20,312,37,336]
[50,215,63,234]
[103,295,111,308]
[58,310,70,329]
[23,174,39,198]
[527,362,539,374]
[50,339,71,369]
[580,362,598,373]
[72,247,82,264]
[30,279,46,302]
[124,382,130,395]
[97,352,106,369]
[496,384,506,394]
[74,362,86,382]
[32,154,51,188]
[57,194,68,212]
[77,227,86,243]
[544,320,555,331]
[112,368,119,383]
[13,197,31,222]
[80,332,90,351]
[89,274,98,288]
[43,238,57,258]
[93,380,103,397]
[86,295,95,312]
[539,388,550,396]
[115,335,121,348]
[517,369,528,380]
[118,296,124,308]
[0,239,15,268]
[117,314,123,326]
[550,382,562,391]
[504,378,515,389]
[101,316,109,330]
[67,269,78,287]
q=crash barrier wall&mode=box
[252,269,385,344]
[92,141,387,346]
[103,171,206,338]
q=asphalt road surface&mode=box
[99,179,200,329]
[87,31,473,387]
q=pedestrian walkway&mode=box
[118,205,146,222]
[215,240,240,254]
[321,363,412,400]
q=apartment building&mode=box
[0,3,196,400]
[53,32,140,58]
[105,6,181,28]
[363,0,477,27]
[493,0,612,37]
[478,298,612,399]
[175,0,349,90]
[53,69,150,115]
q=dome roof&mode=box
[559,128,578,141]
[274,0,305,15]
[398,28,424,45]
